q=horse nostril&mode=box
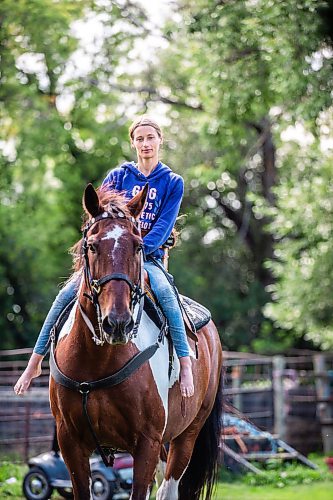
[124,317,134,335]
[102,314,134,337]
[102,315,116,335]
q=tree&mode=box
[264,120,333,349]
[138,0,333,351]
[0,0,148,348]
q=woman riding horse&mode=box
[15,116,194,397]
[14,118,223,499]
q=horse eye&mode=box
[88,243,97,253]
[136,243,143,254]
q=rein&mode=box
[50,208,162,467]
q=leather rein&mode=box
[50,208,162,467]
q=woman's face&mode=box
[131,125,162,163]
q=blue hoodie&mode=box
[102,161,184,259]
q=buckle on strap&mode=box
[79,382,91,394]
[91,280,101,295]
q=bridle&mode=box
[80,208,145,345]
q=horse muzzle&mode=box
[102,313,134,344]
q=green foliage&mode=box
[243,459,333,488]
[216,481,333,500]
[1,458,331,499]
[0,461,27,497]
[2,0,333,352]
[264,139,333,348]
[151,0,333,351]
[219,454,333,489]
[0,0,147,348]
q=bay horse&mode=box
[49,183,223,500]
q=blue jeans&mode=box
[145,260,189,358]
[33,273,80,355]
[33,262,189,358]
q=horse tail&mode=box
[179,369,224,500]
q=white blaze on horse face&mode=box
[101,226,125,257]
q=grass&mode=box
[0,455,332,499]
[213,454,333,500]
[0,462,28,499]
[215,481,333,499]
[0,462,66,499]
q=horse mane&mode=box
[97,186,131,217]
[69,187,130,274]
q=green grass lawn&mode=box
[215,481,333,500]
[1,481,333,500]
[1,456,333,499]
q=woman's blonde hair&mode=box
[129,116,163,141]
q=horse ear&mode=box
[83,183,102,217]
[127,183,149,219]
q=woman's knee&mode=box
[150,273,173,298]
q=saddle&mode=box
[144,278,211,343]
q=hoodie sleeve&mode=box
[143,176,184,256]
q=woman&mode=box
[14,116,194,398]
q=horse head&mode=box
[82,183,148,345]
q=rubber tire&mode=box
[22,467,53,500]
[91,471,114,500]
[56,487,74,499]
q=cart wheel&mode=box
[91,471,114,500]
[56,487,73,499]
[23,467,53,500]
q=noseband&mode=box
[81,209,144,345]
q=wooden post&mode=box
[314,354,333,453]
[273,356,286,440]
[231,365,243,412]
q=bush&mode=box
[240,455,333,488]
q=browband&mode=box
[83,210,139,236]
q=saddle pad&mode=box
[144,292,211,333]
[179,295,211,331]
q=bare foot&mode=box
[14,353,43,395]
[179,356,194,398]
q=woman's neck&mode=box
[137,158,159,177]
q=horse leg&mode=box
[158,371,223,500]
[156,421,203,500]
[131,437,161,500]
[57,424,92,500]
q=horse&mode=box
[49,183,223,500]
